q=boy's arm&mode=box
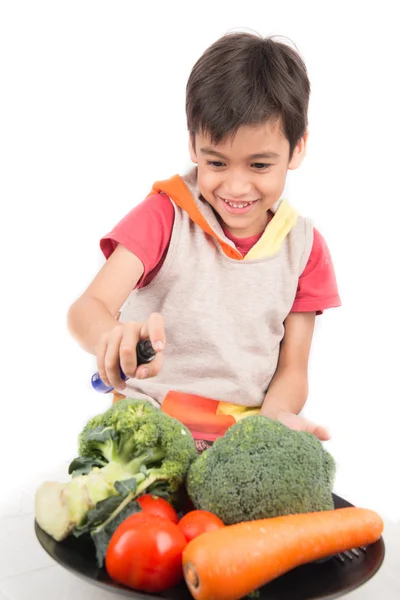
[260,311,330,440]
[67,243,145,355]
[68,243,166,389]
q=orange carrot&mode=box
[182,507,384,600]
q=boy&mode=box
[68,32,341,447]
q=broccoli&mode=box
[186,415,336,525]
[35,398,197,543]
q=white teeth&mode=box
[223,198,253,208]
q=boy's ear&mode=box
[189,136,198,163]
[288,131,308,170]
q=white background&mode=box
[1,2,399,520]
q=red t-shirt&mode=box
[101,193,341,314]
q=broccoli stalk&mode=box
[35,446,165,541]
[35,399,197,543]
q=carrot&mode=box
[182,507,384,600]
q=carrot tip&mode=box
[184,563,200,590]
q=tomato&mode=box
[105,513,187,593]
[178,510,225,542]
[136,494,179,524]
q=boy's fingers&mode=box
[136,314,165,380]
[120,321,142,377]
[303,419,331,441]
[104,327,126,390]
[141,312,166,352]
[96,336,109,386]
[136,352,164,380]
[314,425,331,441]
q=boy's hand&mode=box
[96,312,166,391]
[274,410,331,441]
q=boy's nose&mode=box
[223,175,252,198]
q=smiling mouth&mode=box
[220,197,258,208]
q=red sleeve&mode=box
[100,193,174,288]
[291,228,341,315]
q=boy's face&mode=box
[190,119,307,237]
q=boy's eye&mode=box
[252,163,271,170]
[207,161,225,168]
[206,160,271,170]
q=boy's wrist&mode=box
[261,366,309,418]
[260,402,290,420]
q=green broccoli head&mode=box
[35,398,197,543]
[77,397,197,491]
[78,398,156,461]
[186,415,336,525]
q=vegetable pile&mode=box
[34,404,384,600]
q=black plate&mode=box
[34,494,385,600]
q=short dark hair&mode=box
[186,32,310,157]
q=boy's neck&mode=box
[216,210,273,241]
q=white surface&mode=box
[1,0,399,539]
[0,464,399,599]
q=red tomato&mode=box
[136,494,179,524]
[105,513,187,593]
[178,510,225,542]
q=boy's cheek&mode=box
[259,177,286,203]
[197,172,220,200]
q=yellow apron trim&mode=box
[244,200,299,261]
[216,401,261,422]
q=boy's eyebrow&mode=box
[200,147,280,160]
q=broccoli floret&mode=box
[35,398,197,541]
[186,415,336,525]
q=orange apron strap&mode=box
[149,176,242,261]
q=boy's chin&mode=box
[221,216,266,238]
